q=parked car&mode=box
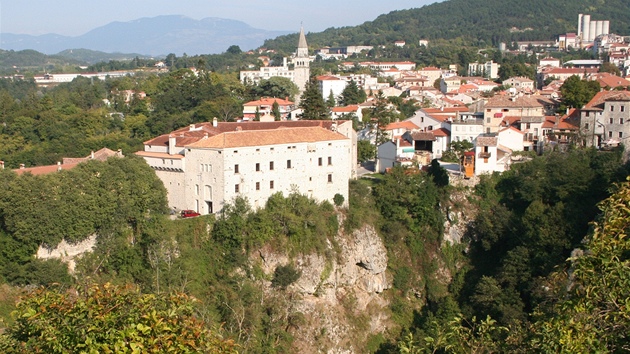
[180,210,201,218]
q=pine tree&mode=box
[327,90,336,108]
[340,79,367,105]
[299,77,329,120]
[272,101,281,121]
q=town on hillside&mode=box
[5,14,630,216]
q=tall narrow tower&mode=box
[293,26,310,96]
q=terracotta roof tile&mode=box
[477,136,498,146]
[384,121,419,130]
[584,91,630,109]
[143,120,346,147]
[433,128,450,137]
[186,127,347,149]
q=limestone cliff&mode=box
[253,223,391,353]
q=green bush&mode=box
[271,264,302,290]
[333,193,345,206]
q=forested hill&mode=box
[264,0,630,50]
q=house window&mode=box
[205,185,212,199]
[610,118,614,124]
[585,123,589,129]
[620,118,624,124]
[256,182,260,191]
[318,157,322,166]
[270,180,274,189]
[287,160,292,169]
[585,112,590,117]
[195,184,199,195]
[328,156,332,165]
[622,106,626,112]
[235,184,240,193]
[234,164,239,174]
[609,131,613,138]
[611,106,615,112]
[619,132,623,138]
[270,161,274,170]
[256,163,260,171]
[328,174,333,183]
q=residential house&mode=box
[243,97,295,120]
[503,76,535,91]
[383,121,419,140]
[417,66,443,85]
[578,90,630,148]
[483,94,551,134]
[467,61,500,79]
[331,105,363,121]
[317,75,348,103]
[474,136,512,174]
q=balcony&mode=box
[478,152,491,159]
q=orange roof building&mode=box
[138,120,357,215]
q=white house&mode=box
[474,136,512,175]
[243,97,295,120]
[503,77,535,91]
[317,75,348,103]
[331,105,362,121]
[137,120,356,214]
[497,126,525,151]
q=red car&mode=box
[180,210,201,218]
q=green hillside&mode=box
[264,0,630,51]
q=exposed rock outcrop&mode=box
[36,234,97,273]
[253,223,391,353]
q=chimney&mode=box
[57,162,62,171]
[168,135,176,155]
[0,161,4,169]
[90,151,95,159]
[189,124,195,131]
[20,164,25,169]
[213,117,218,127]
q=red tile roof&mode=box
[186,127,347,149]
[13,163,80,176]
[143,120,349,148]
[384,121,419,131]
[423,107,469,114]
[332,105,360,113]
[244,97,294,106]
[583,91,630,110]
[591,73,630,89]
[433,128,450,137]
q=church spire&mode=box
[297,25,308,58]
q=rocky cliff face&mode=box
[253,223,391,353]
[36,235,97,273]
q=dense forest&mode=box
[264,0,630,51]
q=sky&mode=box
[1,0,439,36]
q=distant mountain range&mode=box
[1,15,291,57]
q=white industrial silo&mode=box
[582,14,591,41]
[589,21,597,41]
[596,21,604,38]
[603,20,610,35]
